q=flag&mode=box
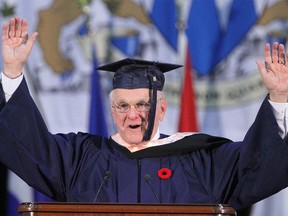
[216,0,257,63]
[89,47,108,137]
[186,0,256,76]
[185,0,221,76]
[150,0,178,51]
[178,48,198,132]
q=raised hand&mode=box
[2,17,38,78]
[256,42,288,102]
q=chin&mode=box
[126,136,144,145]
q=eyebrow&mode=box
[114,98,149,104]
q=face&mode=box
[110,88,167,145]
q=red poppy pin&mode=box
[158,168,172,180]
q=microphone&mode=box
[144,174,160,203]
[93,171,112,202]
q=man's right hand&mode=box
[2,16,38,78]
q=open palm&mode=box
[256,42,288,102]
[2,17,38,78]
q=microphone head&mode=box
[143,174,160,203]
[144,174,151,181]
[93,171,112,202]
[104,171,111,177]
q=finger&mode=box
[256,60,268,79]
[20,18,28,38]
[8,17,16,38]
[25,32,38,50]
[272,42,279,64]
[264,43,272,64]
[278,44,286,64]
[2,23,9,41]
[15,16,21,37]
[256,60,264,70]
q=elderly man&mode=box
[1,16,288,212]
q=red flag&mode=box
[178,48,199,132]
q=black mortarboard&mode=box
[97,58,182,90]
[98,58,182,141]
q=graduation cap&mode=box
[98,58,182,141]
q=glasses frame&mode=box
[112,101,151,113]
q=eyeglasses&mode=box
[112,101,151,113]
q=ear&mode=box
[158,98,167,121]
[111,106,117,124]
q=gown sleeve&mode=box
[0,78,105,201]
[228,97,288,209]
[185,97,288,210]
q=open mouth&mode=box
[129,124,141,129]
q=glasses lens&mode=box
[118,103,129,113]
[135,102,150,112]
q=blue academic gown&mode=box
[0,78,288,211]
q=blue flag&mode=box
[89,48,108,137]
[186,0,257,76]
[150,0,178,51]
[216,0,257,63]
[185,0,221,76]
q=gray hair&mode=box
[109,90,166,103]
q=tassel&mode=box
[143,74,158,141]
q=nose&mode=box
[127,105,138,119]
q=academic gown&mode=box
[0,78,288,211]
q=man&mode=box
[1,16,288,212]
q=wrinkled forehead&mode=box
[110,88,151,103]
